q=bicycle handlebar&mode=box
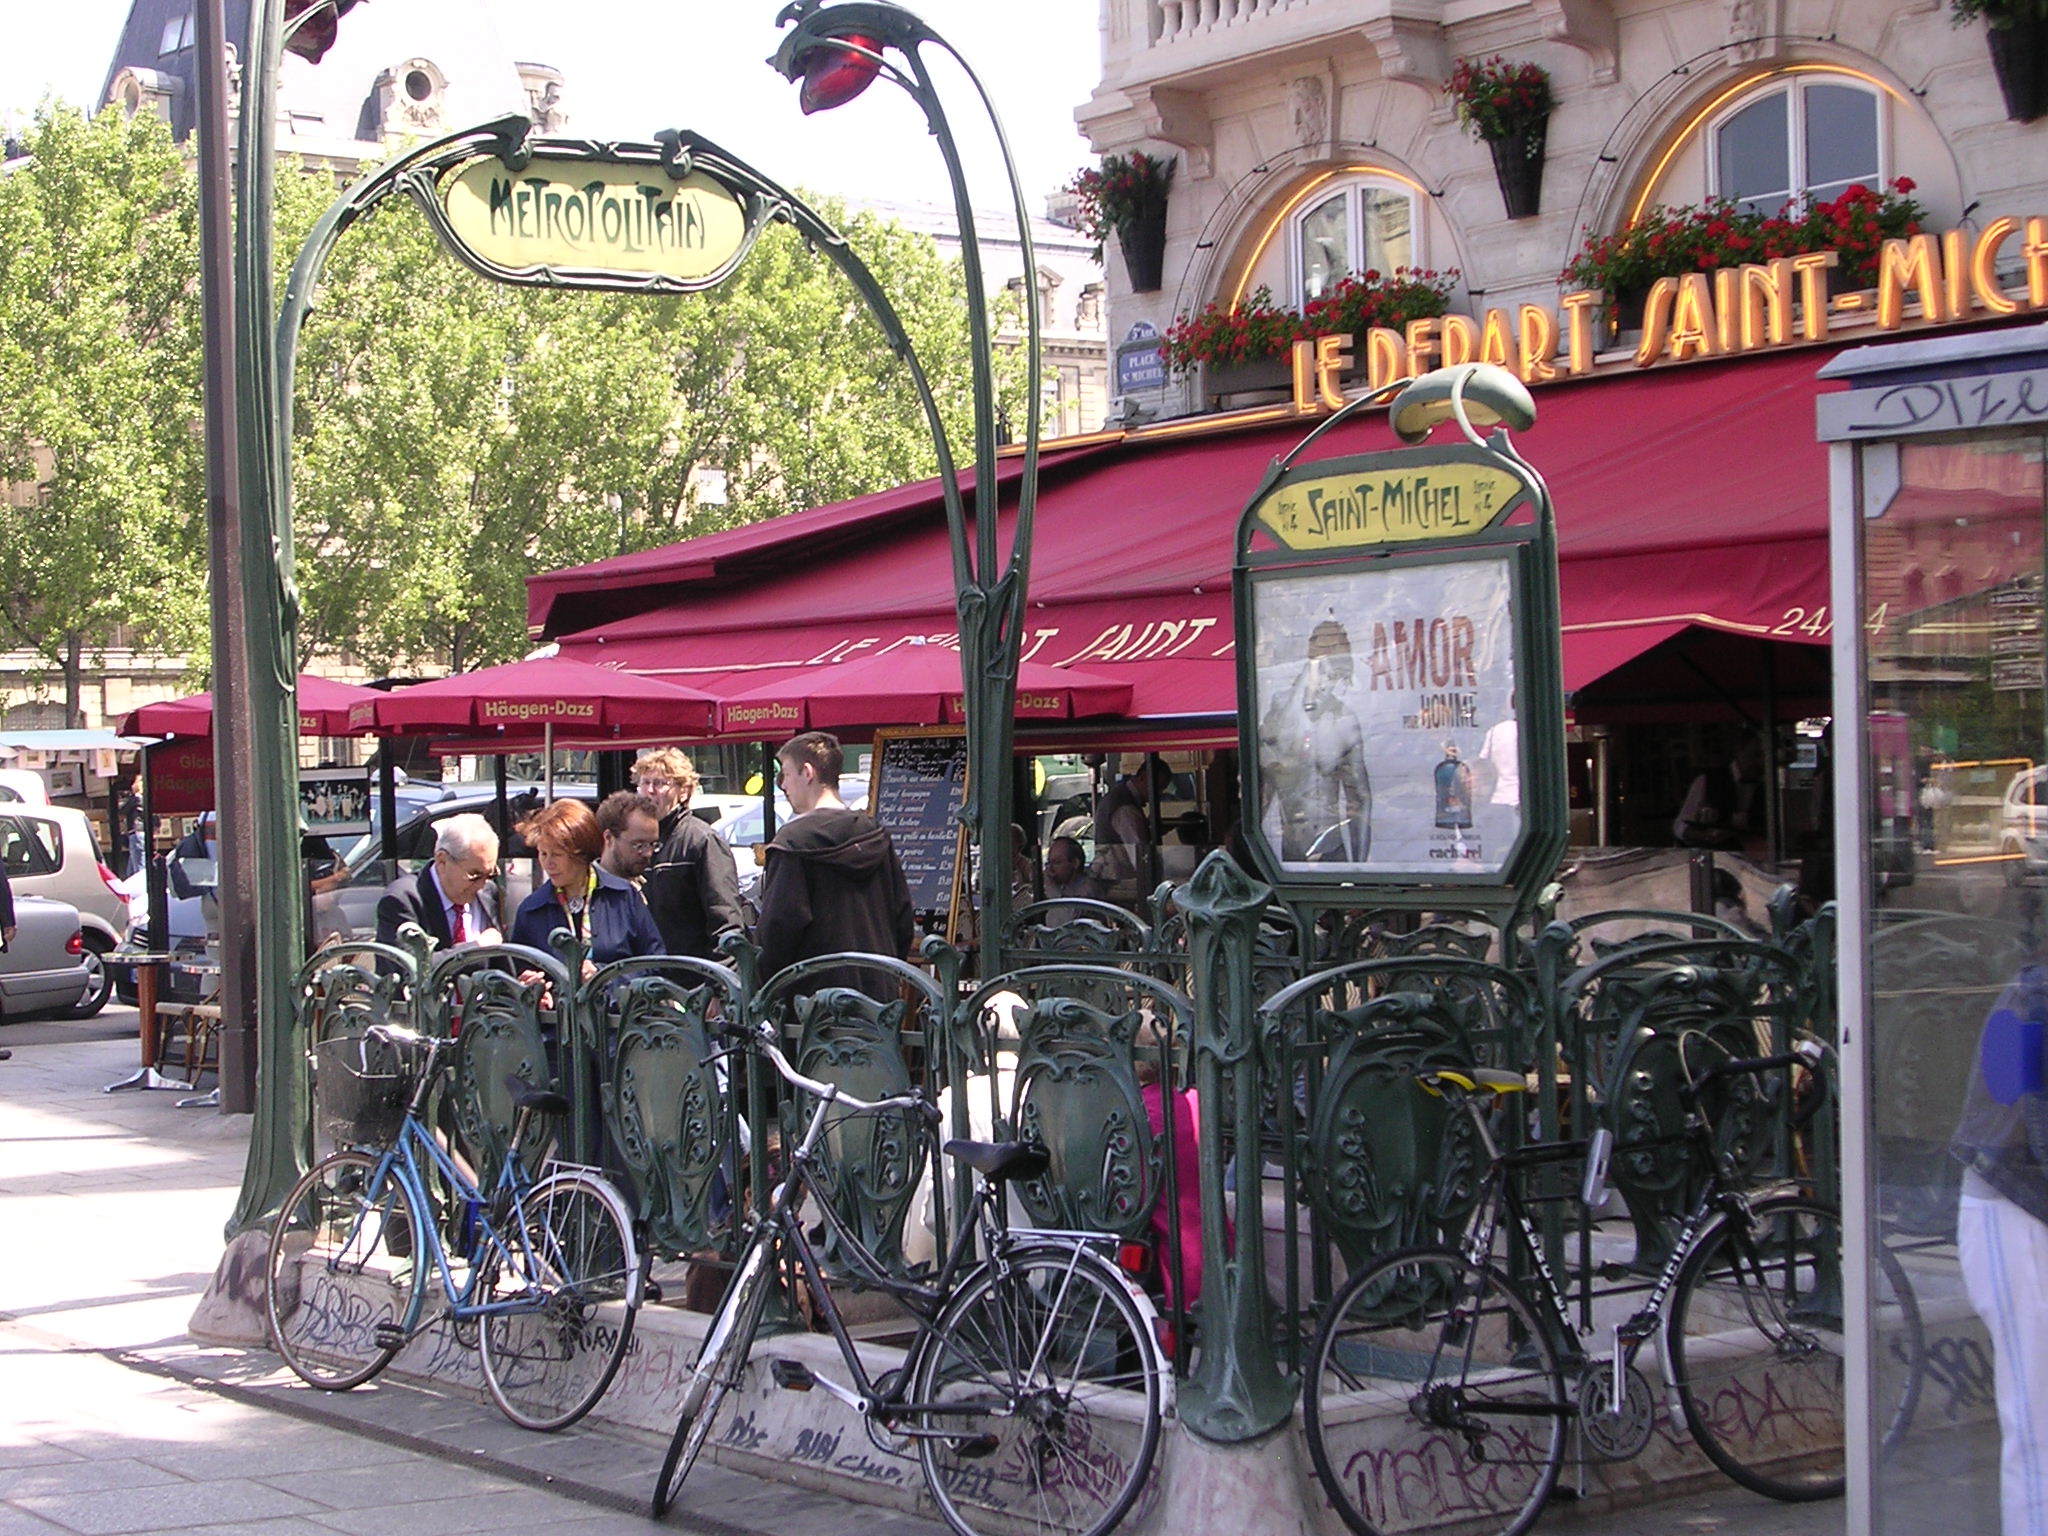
[724,1014,941,1124]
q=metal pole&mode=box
[225,0,314,1232]
[192,0,255,1117]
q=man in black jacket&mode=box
[755,732,914,994]
[633,748,747,961]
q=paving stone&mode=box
[14,1479,321,1536]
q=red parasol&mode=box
[362,655,718,738]
[120,673,383,737]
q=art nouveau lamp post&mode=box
[772,1,1044,956]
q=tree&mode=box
[279,164,1024,674]
[0,105,207,720]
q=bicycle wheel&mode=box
[652,1235,774,1518]
[266,1150,424,1391]
[1303,1247,1567,1536]
[1669,1194,1869,1501]
[478,1168,644,1432]
[910,1244,1164,1536]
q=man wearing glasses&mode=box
[376,813,503,952]
[597,791,664,886]
[632,748,747,961]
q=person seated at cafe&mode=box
[1042,835,1108,918]
[168,811,218,900]
[1673,732,1767,852]
[510,797,663,980]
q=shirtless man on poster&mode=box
[1259,615,1372,863]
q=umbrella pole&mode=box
[545,722,555,799]
[377,734,398,866]
[494,753,509,845]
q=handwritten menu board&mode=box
[868,728,968,923]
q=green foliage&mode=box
[1952,0,2048,29]
[0,104,207,714]
[281,166,1019,674]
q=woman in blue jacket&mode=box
[509,797,663,974]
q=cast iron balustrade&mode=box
[286,880,1835,1429]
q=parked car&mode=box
[0,804,127,1015]
[0,769,51,805]
[2003,765,2048,882]
[0,893,93,1021]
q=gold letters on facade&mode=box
[1289,216,2048,413]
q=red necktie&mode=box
[451,902,468,942]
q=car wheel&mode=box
[66,935,113,1019]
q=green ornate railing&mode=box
[288,868,1835,1443]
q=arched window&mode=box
[1711,77,1882,217]
[1290,178,1417,305]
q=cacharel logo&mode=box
[722,702,803,728]
[481,698,598,723]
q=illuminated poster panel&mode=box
[1251,552,1520,877]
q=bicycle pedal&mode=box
[372,1321,408,1351]
[950,1434,1000,1460]
[770,1358,815,1392]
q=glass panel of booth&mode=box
[1856,424,2046,1536]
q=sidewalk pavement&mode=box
[0,1013,1850,1536]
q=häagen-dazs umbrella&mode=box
[120,674,383,737]
[362,655,718,738]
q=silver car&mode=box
[1,894,92,1021]
[0,806,126,1016]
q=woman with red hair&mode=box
[508,797,662,971]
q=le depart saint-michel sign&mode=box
[440,154,750,288]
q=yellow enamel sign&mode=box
[1253,461,1528,550]
[443,158,747,282]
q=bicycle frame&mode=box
[339,1036,561,1336]
[714,1045,1166,1427]
[1450,1060,1801,1417]
[364,1114,551,1330]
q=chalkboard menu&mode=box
[868,728,969,923]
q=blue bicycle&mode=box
[265,1023,645,1431]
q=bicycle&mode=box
[265,1022,645,1432]
[1301,1047,1924,1536]
[652,1013,1171,1536]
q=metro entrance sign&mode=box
[1233,364,1569,910]
[437,142,754,291]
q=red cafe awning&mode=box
[538,345,1844,719]
[121,673,382,738]
[714,644,1133,735]
[364,655,718,737]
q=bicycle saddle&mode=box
[944,1139,1051,1183]
[504,1073,569,1118]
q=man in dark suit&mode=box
[376,813,502,953]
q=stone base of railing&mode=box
[193,1230,1983,1535]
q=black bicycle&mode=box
[1301,1047,1924,1536]
[652,1014,1171,1536]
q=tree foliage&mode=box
[281,164,1025,674]
[0,105,206,718]
[0,108,1027,696]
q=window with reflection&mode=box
[1292,180,1416,304]
[1857,429,2046,1536]
[1713,77,1882,217]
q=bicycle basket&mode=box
[314,1033,411,1146]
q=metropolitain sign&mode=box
[1286,215,2048,411]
